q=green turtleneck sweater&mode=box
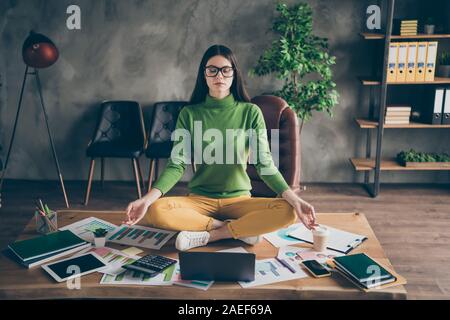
[152,94,290,198]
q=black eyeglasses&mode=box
[204,65,234,78]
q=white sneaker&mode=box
[239,235,262,246]
[175,231,210,251]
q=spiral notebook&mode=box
[287,224,367,254]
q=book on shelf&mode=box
[401,19,418,24]
[385,111,411,116]
[385,115,410,119]
[385,120,410,125]
[386,110,410,113]
[385,116,410,120]
[393,19,418,35]
[386,105,411,111]
[384,106,411,120]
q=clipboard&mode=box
[326,255,407,292]
[287,224,367,254]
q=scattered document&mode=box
[100,263,177,286]
[287,224,367,254]
[239,258,308,288]
[263,223,305,248]
[121,246,144,256]
[59,217,118,243]
[277,246,344,272]
[172,263,213,291]
[218,247,248,254]
[74,246,140,276]
[107,224,176,250]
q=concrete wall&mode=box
[1,0,449,183]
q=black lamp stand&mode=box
[0,66,70,208]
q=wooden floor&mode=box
[1,180,449,300]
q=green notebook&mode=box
[333,253,394,283]
[8,230,88,262]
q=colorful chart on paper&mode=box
[239,258,308,288]
[100,263,176,286]
[107,224,176,250]
[59,217,118,242]
[263,223,305,248]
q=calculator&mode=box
[123,254,177,277]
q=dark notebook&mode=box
[8,230,88,263]
[333,253,396,288]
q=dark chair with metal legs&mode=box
[84,100,146,205]
[145,101,188,191]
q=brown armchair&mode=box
[247,95,301,197]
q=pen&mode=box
[275,257,296,274]
[347,239,362,248]
[36,199,46,215]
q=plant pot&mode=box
[424,25,435,35]
[403,162,450,168]
[437,65,450,78]
[94,237,106,247]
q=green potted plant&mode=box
[93,228,108,247]
[437,52,450,78]
[424,17,435,35]
[396,149,450,167]
[250,2,339,134]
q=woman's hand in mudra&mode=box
[282,188,318,230]
[123,188,162,226]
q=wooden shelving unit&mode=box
[355,118,450,129]
[352,0,450,197]
[350,158,450,171]
[359,77,450,86]
[360,32,450,40]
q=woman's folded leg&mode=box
[217,197,297,238]
[145,195,218,232]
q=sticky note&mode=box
[121,246,143,256]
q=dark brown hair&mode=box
[189,44,251,104]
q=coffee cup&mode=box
[312,225,330,252]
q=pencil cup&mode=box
[35,210,58,234]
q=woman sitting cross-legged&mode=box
[123,44,317,251]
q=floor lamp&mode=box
[0,31,70,208]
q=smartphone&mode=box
[301,260,331,278]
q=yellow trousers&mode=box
[146,193,297,238]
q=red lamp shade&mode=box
[22,31,59,68]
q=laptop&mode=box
[179,252,255,282]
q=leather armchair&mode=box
[247,95,301,197]
[145,96,300,198]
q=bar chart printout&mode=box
[100,263,176,286]
[239,258,308,288]
[107,224,176,250]
[59,217,118,242]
